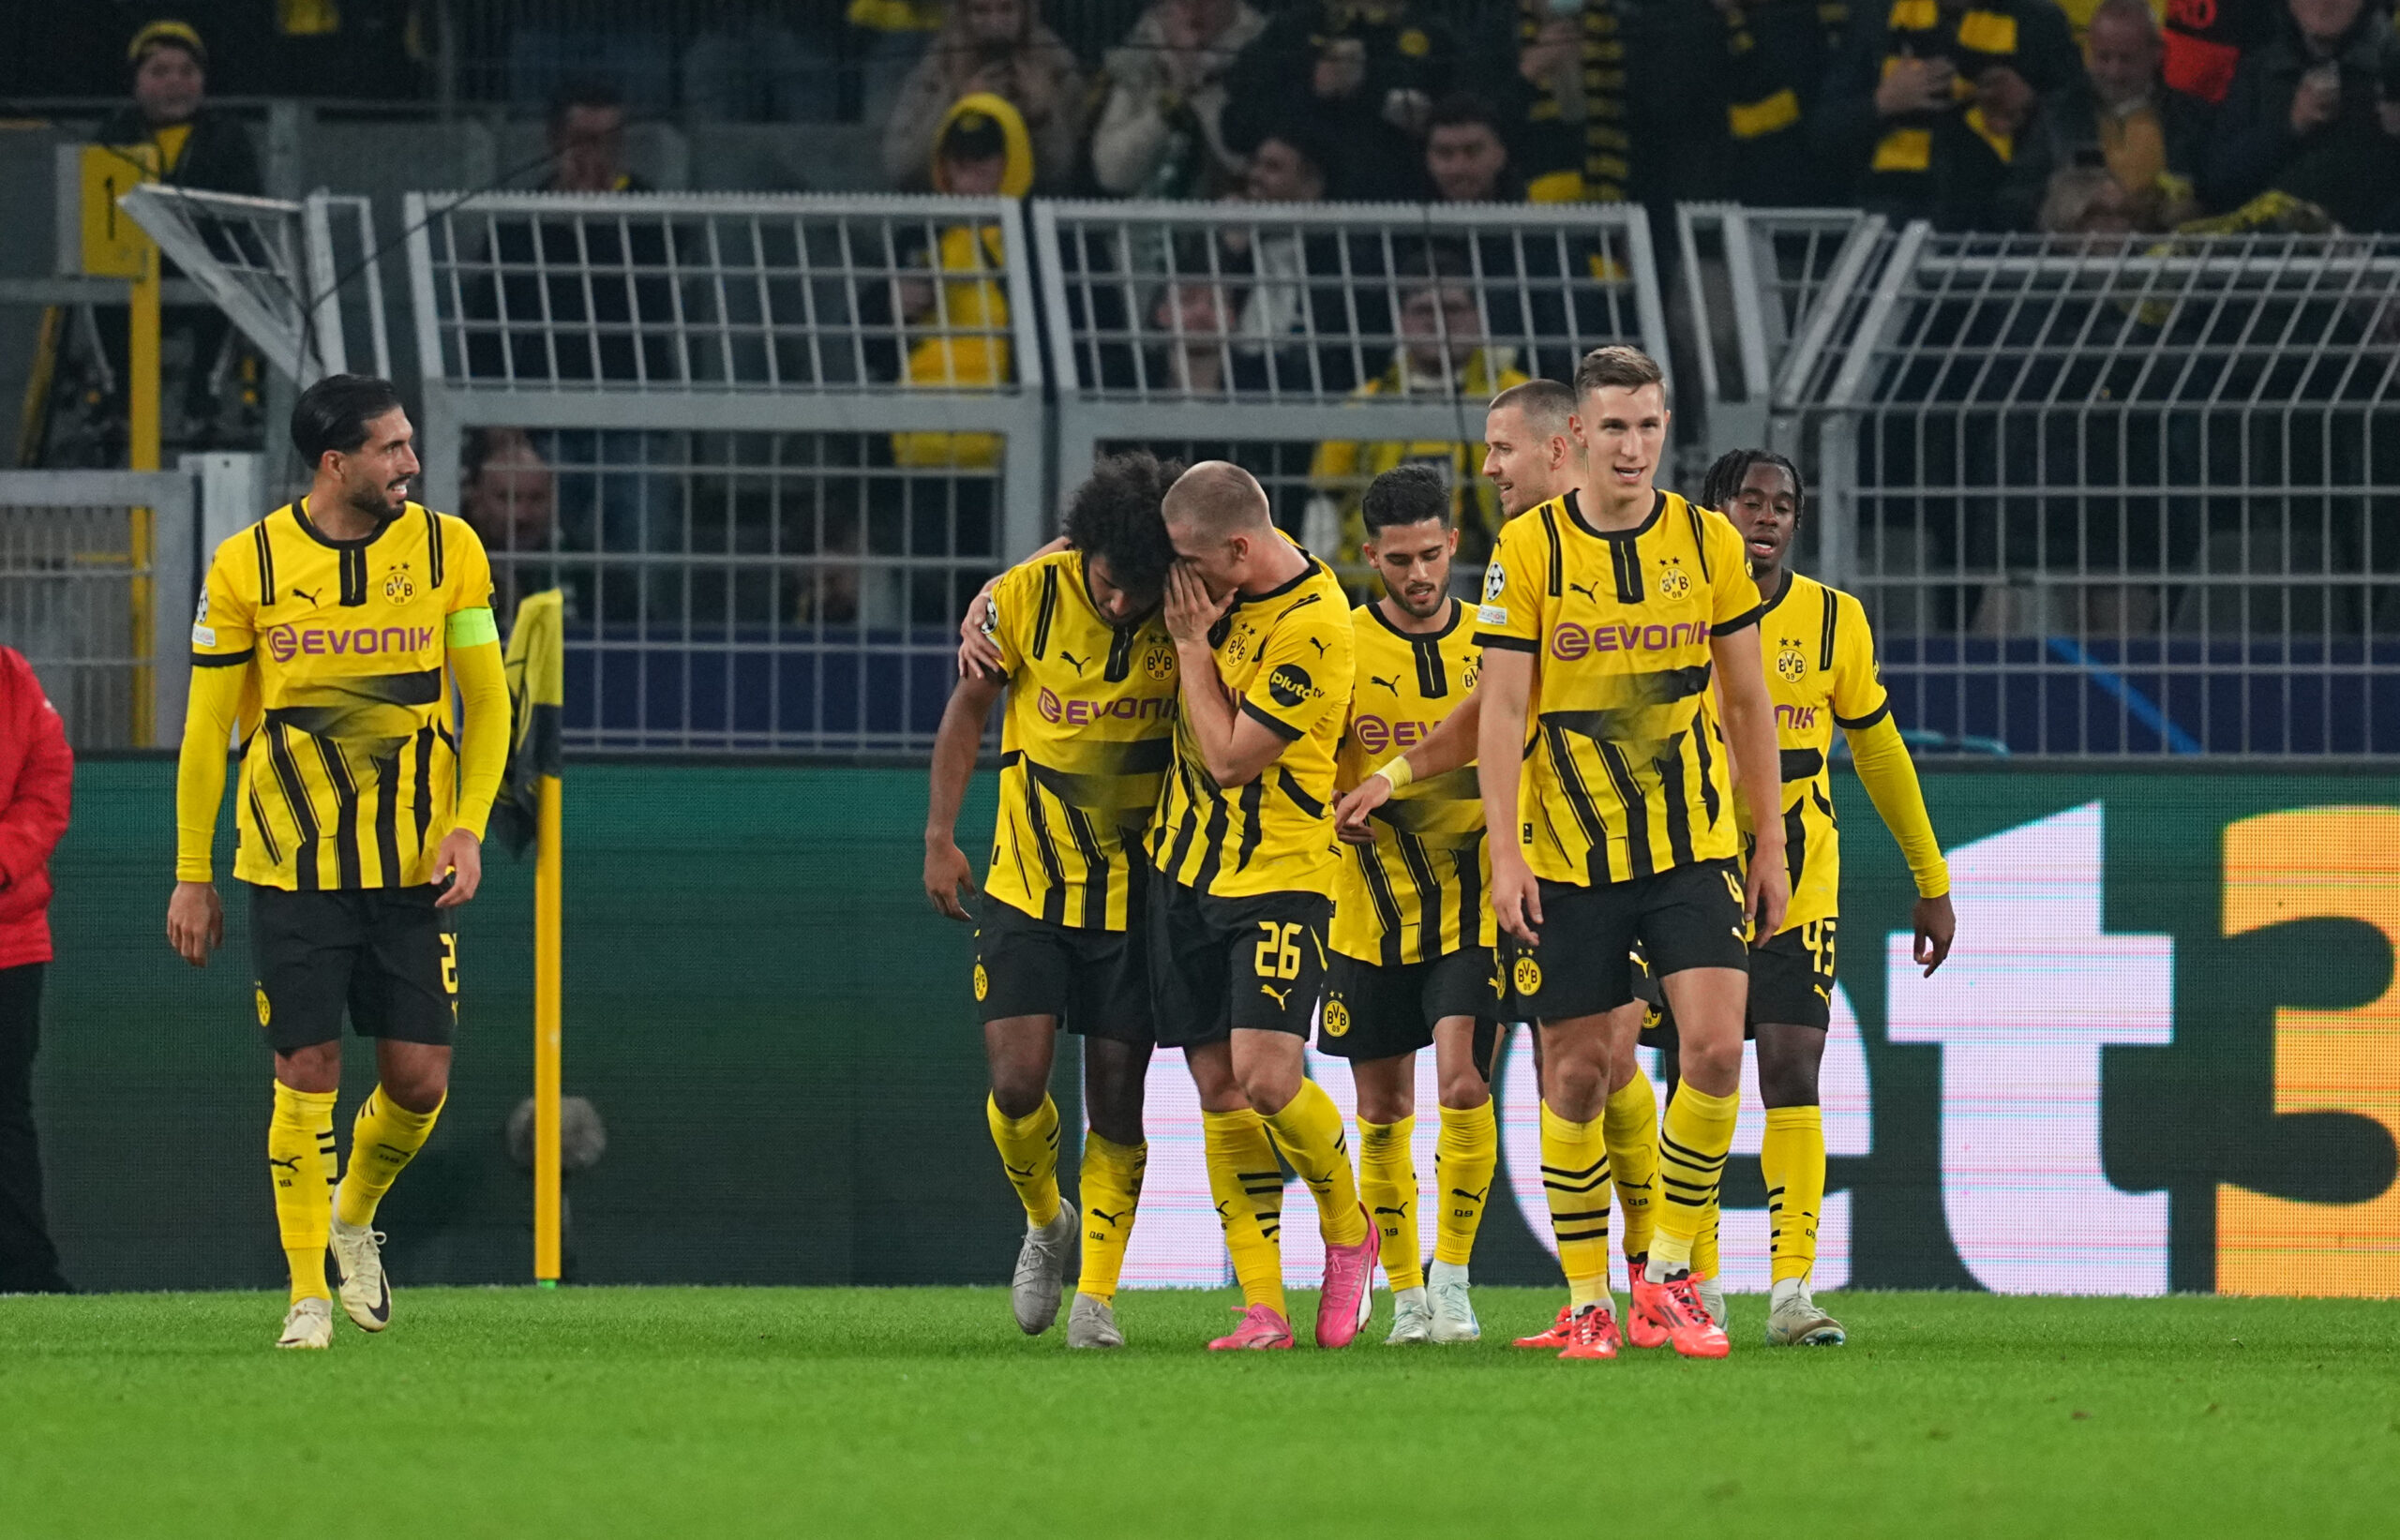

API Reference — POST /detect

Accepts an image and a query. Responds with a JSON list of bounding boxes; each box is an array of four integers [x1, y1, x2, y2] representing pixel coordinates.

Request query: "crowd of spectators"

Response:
[[829, 0, 2400, 235]]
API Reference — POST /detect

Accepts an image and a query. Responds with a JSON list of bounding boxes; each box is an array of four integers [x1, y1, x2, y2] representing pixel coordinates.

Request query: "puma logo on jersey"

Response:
[[1568, 581, 1598, 603], [1309, 636, 1331, 657], [288, 586, 322, 605], [1371, 674, 1401, 694], [1059, 650, 1088, 675], [1259, 983, 1290, 1008]]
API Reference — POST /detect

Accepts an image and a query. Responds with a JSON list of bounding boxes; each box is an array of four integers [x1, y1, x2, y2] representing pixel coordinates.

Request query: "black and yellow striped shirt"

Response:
[[1149, 552, 1356, 901], [982, 550, 1178, 932], [1474, 489, 1762, 887], [1331, 599, 1492, 964], [188, 500, 497, 890]]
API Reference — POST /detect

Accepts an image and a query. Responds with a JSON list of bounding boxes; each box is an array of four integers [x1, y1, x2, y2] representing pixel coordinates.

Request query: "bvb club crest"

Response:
[[383, 567, 416, 604], [254, 984, 272, 1026], [1511, 956, 1542, 997], [1323, 997, 1351, 1038], [973, 964, 989, 1002], [1777, 645, 1808, 682], [1143, 644, 1174, 682], [1658, 563, 1691, 599]]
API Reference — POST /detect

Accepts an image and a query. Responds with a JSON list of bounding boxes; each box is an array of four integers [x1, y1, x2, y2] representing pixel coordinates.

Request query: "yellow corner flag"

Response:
[[497, 591, 566, 1281], [494, 590, 564, 855]]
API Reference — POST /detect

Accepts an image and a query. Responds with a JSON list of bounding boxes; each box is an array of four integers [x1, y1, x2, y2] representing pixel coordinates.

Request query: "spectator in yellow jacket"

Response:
[[1307, 252, 1529, 595], [892, 95, 1033, 470]]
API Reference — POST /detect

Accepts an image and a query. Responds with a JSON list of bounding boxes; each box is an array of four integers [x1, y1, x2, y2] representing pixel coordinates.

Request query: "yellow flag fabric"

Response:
[[492, 590, 563, 856]]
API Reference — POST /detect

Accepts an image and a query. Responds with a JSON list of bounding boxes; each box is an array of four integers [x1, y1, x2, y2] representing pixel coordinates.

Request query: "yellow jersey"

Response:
[[1149, 552, 1356, 900], [1474, 488, 1763, 887], [980, 549, 1179, 931], [1759, 568, 1898, 933], [1331, 599, 1492, 964], [189, 500, 497, 891]]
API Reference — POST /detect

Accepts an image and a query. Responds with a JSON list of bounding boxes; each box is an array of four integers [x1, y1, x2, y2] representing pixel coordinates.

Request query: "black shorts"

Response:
[[248, 884, 457, 1054], [1318, 945, 1499, 1061], [1148, 872, 1330, 1048], [974, 898, 1154, 1046], [1501, 858, 1749, 1024], [1640, 919, 1836, 1045]]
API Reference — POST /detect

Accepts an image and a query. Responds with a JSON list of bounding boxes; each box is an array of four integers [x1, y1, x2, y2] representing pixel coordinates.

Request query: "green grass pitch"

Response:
[[2, 1287, 2392, 1538]]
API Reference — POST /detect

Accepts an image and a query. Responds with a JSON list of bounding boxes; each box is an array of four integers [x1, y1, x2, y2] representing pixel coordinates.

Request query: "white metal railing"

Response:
[[405, 191, 1047, 750], [1792, 230, 2400, 755], [0, 469, 200, 749], [1037, 198, 1667, 592], [119, 186, 389, 386]]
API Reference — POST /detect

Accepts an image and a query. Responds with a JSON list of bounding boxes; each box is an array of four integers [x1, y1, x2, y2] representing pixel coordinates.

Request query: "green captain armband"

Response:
[[447, 606, 500, 647]]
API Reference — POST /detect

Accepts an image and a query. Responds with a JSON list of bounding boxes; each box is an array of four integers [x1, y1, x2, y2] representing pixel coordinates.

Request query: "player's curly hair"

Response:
[[1699, 448, 1806, 520], [1360, 462, 1452, 536], [1064, 450, 1183, 600]]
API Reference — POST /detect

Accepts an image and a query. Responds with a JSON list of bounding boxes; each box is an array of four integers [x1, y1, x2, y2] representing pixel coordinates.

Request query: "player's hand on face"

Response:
[[1334, 773, 1393, 844], [1162, 561, 1231, 646], [957, 579, 1004, 678], [1491, 854, 1543, 948], [166, 881, 223, 967], [924, 838, 977, 921], [1913, 891, 1956, 976], [433, 830, 483, 908]]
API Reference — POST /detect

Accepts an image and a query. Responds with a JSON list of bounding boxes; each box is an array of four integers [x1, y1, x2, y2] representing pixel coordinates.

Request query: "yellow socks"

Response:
[[1602, 1068, 1659, 1264], [334, 1088, 444, 1229], [1432, 1098, 1497, 1266], [1204, 1107, 1287, 1315], [1762, 1104, 1826, 1285], [1692, 1204, 1722, 1282], [269, 1083, 337, 1303], [1358, 1116, 1419, 1292], [1262, 1079, 1368, 1248], [1538, 1100, 1613, 1308], [1652, 1081, 1738, 1278], [1074, 1132, 1147, 1305], [987, 1093, 1062, 1229]]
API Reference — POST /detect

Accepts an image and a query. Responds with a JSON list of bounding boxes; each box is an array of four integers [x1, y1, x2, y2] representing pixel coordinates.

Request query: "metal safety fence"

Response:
[[1037, 198, 1667, 596], [80, 184, 2385, 761], [0, 470, 198, 749], [1780, 230, 2400, 756], [405, 191, 1045, 750], [120, 186, 391, 387]]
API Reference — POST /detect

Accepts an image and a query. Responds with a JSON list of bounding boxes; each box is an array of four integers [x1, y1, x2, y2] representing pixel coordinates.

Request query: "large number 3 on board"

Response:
[[2218, 808, 2400, 1297]]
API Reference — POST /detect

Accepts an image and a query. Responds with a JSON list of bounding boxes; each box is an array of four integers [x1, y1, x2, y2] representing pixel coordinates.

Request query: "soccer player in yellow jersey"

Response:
[[924, 454, 1184, 1350], [164, 376, 508, 1351], [1658, 448, 1957, 1348], [1476, 346, 1789, 1361], [1148, 462, 1374, 1352], [1319, 465, 1499, 1347], [1340, 379, 1676, 1353]]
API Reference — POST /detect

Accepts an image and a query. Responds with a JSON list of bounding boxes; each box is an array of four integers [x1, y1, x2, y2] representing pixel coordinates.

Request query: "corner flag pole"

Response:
[[500, 588, 567, 1285], [533, 770, 562, 1282]]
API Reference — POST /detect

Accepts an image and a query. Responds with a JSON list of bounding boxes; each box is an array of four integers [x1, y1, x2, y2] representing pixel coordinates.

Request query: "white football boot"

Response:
[[276, 1296, 334, 1350]]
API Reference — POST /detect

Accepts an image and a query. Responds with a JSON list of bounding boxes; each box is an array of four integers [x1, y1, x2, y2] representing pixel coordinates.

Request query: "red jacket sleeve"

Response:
[[0, 649, 73, 910]]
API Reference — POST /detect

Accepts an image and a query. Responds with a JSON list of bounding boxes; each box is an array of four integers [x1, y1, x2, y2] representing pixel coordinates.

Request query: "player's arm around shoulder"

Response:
[[957, 537, 1070, 677], [168, 531, 262, 966]]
